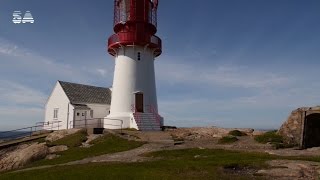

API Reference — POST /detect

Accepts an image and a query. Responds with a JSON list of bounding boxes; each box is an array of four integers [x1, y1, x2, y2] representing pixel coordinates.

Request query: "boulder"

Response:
[[45, 154, 61, 160], [45, 128, 82, 142], [0, 143, 48, 172], [48, 145, 68, 153]]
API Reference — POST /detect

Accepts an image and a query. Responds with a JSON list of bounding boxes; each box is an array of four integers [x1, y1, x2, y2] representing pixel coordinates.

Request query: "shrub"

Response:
[[228, 130, 247, 137], [218, 136, 238, 144], [254, 130, 283, 144], [253, 130, 296, 149]]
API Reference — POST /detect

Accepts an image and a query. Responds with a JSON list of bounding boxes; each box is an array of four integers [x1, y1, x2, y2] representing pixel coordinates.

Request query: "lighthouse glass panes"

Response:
[[119, 0, 130, 23]]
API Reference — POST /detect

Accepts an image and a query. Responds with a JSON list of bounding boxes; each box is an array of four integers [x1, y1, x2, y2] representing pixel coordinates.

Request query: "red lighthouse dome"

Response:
[[108, 0, 162, 57]]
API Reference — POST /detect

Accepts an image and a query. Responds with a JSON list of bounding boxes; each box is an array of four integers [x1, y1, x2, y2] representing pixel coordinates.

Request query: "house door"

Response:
[[303, 113, 320, 148], [74, 110, 87, 128], [135, 93, 144, 113]]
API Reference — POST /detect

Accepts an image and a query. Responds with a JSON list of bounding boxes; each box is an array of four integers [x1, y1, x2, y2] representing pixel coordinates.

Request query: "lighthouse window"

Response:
[[137, 52, 141, 60]]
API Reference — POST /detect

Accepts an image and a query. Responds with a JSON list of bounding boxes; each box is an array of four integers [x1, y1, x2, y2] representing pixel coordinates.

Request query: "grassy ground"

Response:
[[2, 131, 320, 179], [254, 130, 295, 149], [28, 133, 144, 167], [0, 148, 276, 180]]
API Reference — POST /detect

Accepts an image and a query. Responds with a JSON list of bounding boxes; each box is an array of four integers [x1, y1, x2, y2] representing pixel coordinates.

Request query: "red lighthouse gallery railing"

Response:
[[108, 0, 162, 57]]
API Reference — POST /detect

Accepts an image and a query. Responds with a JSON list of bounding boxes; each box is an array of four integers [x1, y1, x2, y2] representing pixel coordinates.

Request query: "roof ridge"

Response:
[[57, 80, 111, 104], [58, 80, 109, 89]]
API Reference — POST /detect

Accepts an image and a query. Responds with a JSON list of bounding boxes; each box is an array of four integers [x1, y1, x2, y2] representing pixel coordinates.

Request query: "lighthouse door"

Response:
[[135, 93, 144, 113]]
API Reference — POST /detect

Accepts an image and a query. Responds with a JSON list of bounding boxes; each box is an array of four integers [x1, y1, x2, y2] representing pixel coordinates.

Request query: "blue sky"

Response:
[[0, 0, 319, 130]]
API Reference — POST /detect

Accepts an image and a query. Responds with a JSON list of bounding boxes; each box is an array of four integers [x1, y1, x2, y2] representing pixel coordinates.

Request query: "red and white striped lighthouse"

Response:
[[104, 0, 163, 131]]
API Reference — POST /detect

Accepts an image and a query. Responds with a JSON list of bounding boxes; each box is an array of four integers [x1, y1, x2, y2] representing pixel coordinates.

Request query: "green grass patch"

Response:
[[228, 130, 247, 136], [47, 130, 87, 148], [29, 134, 144, 167], [254, 130, 295, 149], [218, 136, 239, 144], [0, 148, 276, 180], [254, 130, 283, 144]]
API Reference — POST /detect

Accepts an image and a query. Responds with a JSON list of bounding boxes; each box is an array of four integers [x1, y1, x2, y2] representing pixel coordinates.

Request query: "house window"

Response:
[[53, 109, 58, 119], [90, 110, 94, 118], [137, 52, 141, 61], [77, 113, 80, 116], [82, 113, 85, 116]]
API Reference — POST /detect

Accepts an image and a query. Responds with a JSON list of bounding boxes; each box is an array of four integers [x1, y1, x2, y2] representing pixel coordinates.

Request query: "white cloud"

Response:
[[96, 68, 107, 77], [0, 39, 24, 57], [0, 38, 96, 84], [156, 60, 291, 89], [0, 80, 47, 106], [0, 106, 44, 130]]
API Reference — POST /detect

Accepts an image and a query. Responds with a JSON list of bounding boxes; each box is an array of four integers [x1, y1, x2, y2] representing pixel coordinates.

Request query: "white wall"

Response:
[[69, 104, 110, 129], [87, 104, 110, 119], [44, 82, 70, 130], [105, 45, 161, 129]]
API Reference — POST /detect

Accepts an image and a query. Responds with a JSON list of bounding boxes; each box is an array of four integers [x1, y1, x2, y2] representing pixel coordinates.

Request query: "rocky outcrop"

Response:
[[171, 127, 254, 140], [48, 145, 68, 153], [81, 134, 103, 148], [45, 154, 61, 160], [45, 128, 82, 142], [256, 160, 320, 179], [0, 143, 48, 172]]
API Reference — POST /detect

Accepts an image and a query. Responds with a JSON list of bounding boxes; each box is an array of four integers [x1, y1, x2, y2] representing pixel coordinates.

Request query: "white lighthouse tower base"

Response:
[[104, 46, 163, 131]]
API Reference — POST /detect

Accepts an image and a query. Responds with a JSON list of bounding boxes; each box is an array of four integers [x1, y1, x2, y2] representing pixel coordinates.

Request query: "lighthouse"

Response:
[[104, 0, 163, 131]]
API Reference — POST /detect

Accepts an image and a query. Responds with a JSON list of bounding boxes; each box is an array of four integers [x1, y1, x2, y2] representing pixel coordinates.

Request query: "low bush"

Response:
[[254, 130, 283, 144], [228, 130, 247, 137], [218, 136, 238, 144], [254, 130, 295, 149]]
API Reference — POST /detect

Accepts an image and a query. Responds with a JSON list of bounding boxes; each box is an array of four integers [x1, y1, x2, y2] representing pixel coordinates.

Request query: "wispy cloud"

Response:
[[155, 55, 320, 129], [156, 60, 291, 89], [0, 106, 44, 130], [0, 38, 113, 85], [0, 38, 26, 57], [0, 80, 47, 106]]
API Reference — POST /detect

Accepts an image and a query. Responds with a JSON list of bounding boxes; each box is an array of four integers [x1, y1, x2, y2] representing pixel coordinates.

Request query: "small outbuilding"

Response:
[[44, 81, 111, 130], [278, 106, 320, 149]]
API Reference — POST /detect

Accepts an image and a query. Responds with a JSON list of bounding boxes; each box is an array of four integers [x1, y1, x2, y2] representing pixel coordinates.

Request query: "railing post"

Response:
[[58, 121, 60, 130], [121, 120, 123, 134]]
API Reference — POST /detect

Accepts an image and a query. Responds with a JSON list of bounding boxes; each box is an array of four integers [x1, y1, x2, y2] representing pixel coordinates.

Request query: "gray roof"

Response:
[[58, 81, 111, 105]]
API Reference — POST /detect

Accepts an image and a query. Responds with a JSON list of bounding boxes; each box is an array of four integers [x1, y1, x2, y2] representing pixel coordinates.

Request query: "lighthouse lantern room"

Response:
[[104, 0, 163, 131]]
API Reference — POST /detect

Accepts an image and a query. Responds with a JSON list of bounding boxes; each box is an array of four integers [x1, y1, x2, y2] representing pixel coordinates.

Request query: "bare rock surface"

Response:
[[257, 160, 320, 179], [170, 127, 254, 140], [0, 143, 48, 172], [45, 154, 61, 160], [80, 134, 103, 148], [48, 145, 68, 154], [45, 129, 81, 142]]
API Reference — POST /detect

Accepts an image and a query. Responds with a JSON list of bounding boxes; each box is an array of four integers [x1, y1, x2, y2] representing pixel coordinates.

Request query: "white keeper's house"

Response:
[[44, 80, 163, 131], [44, 81, 112, 130]]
